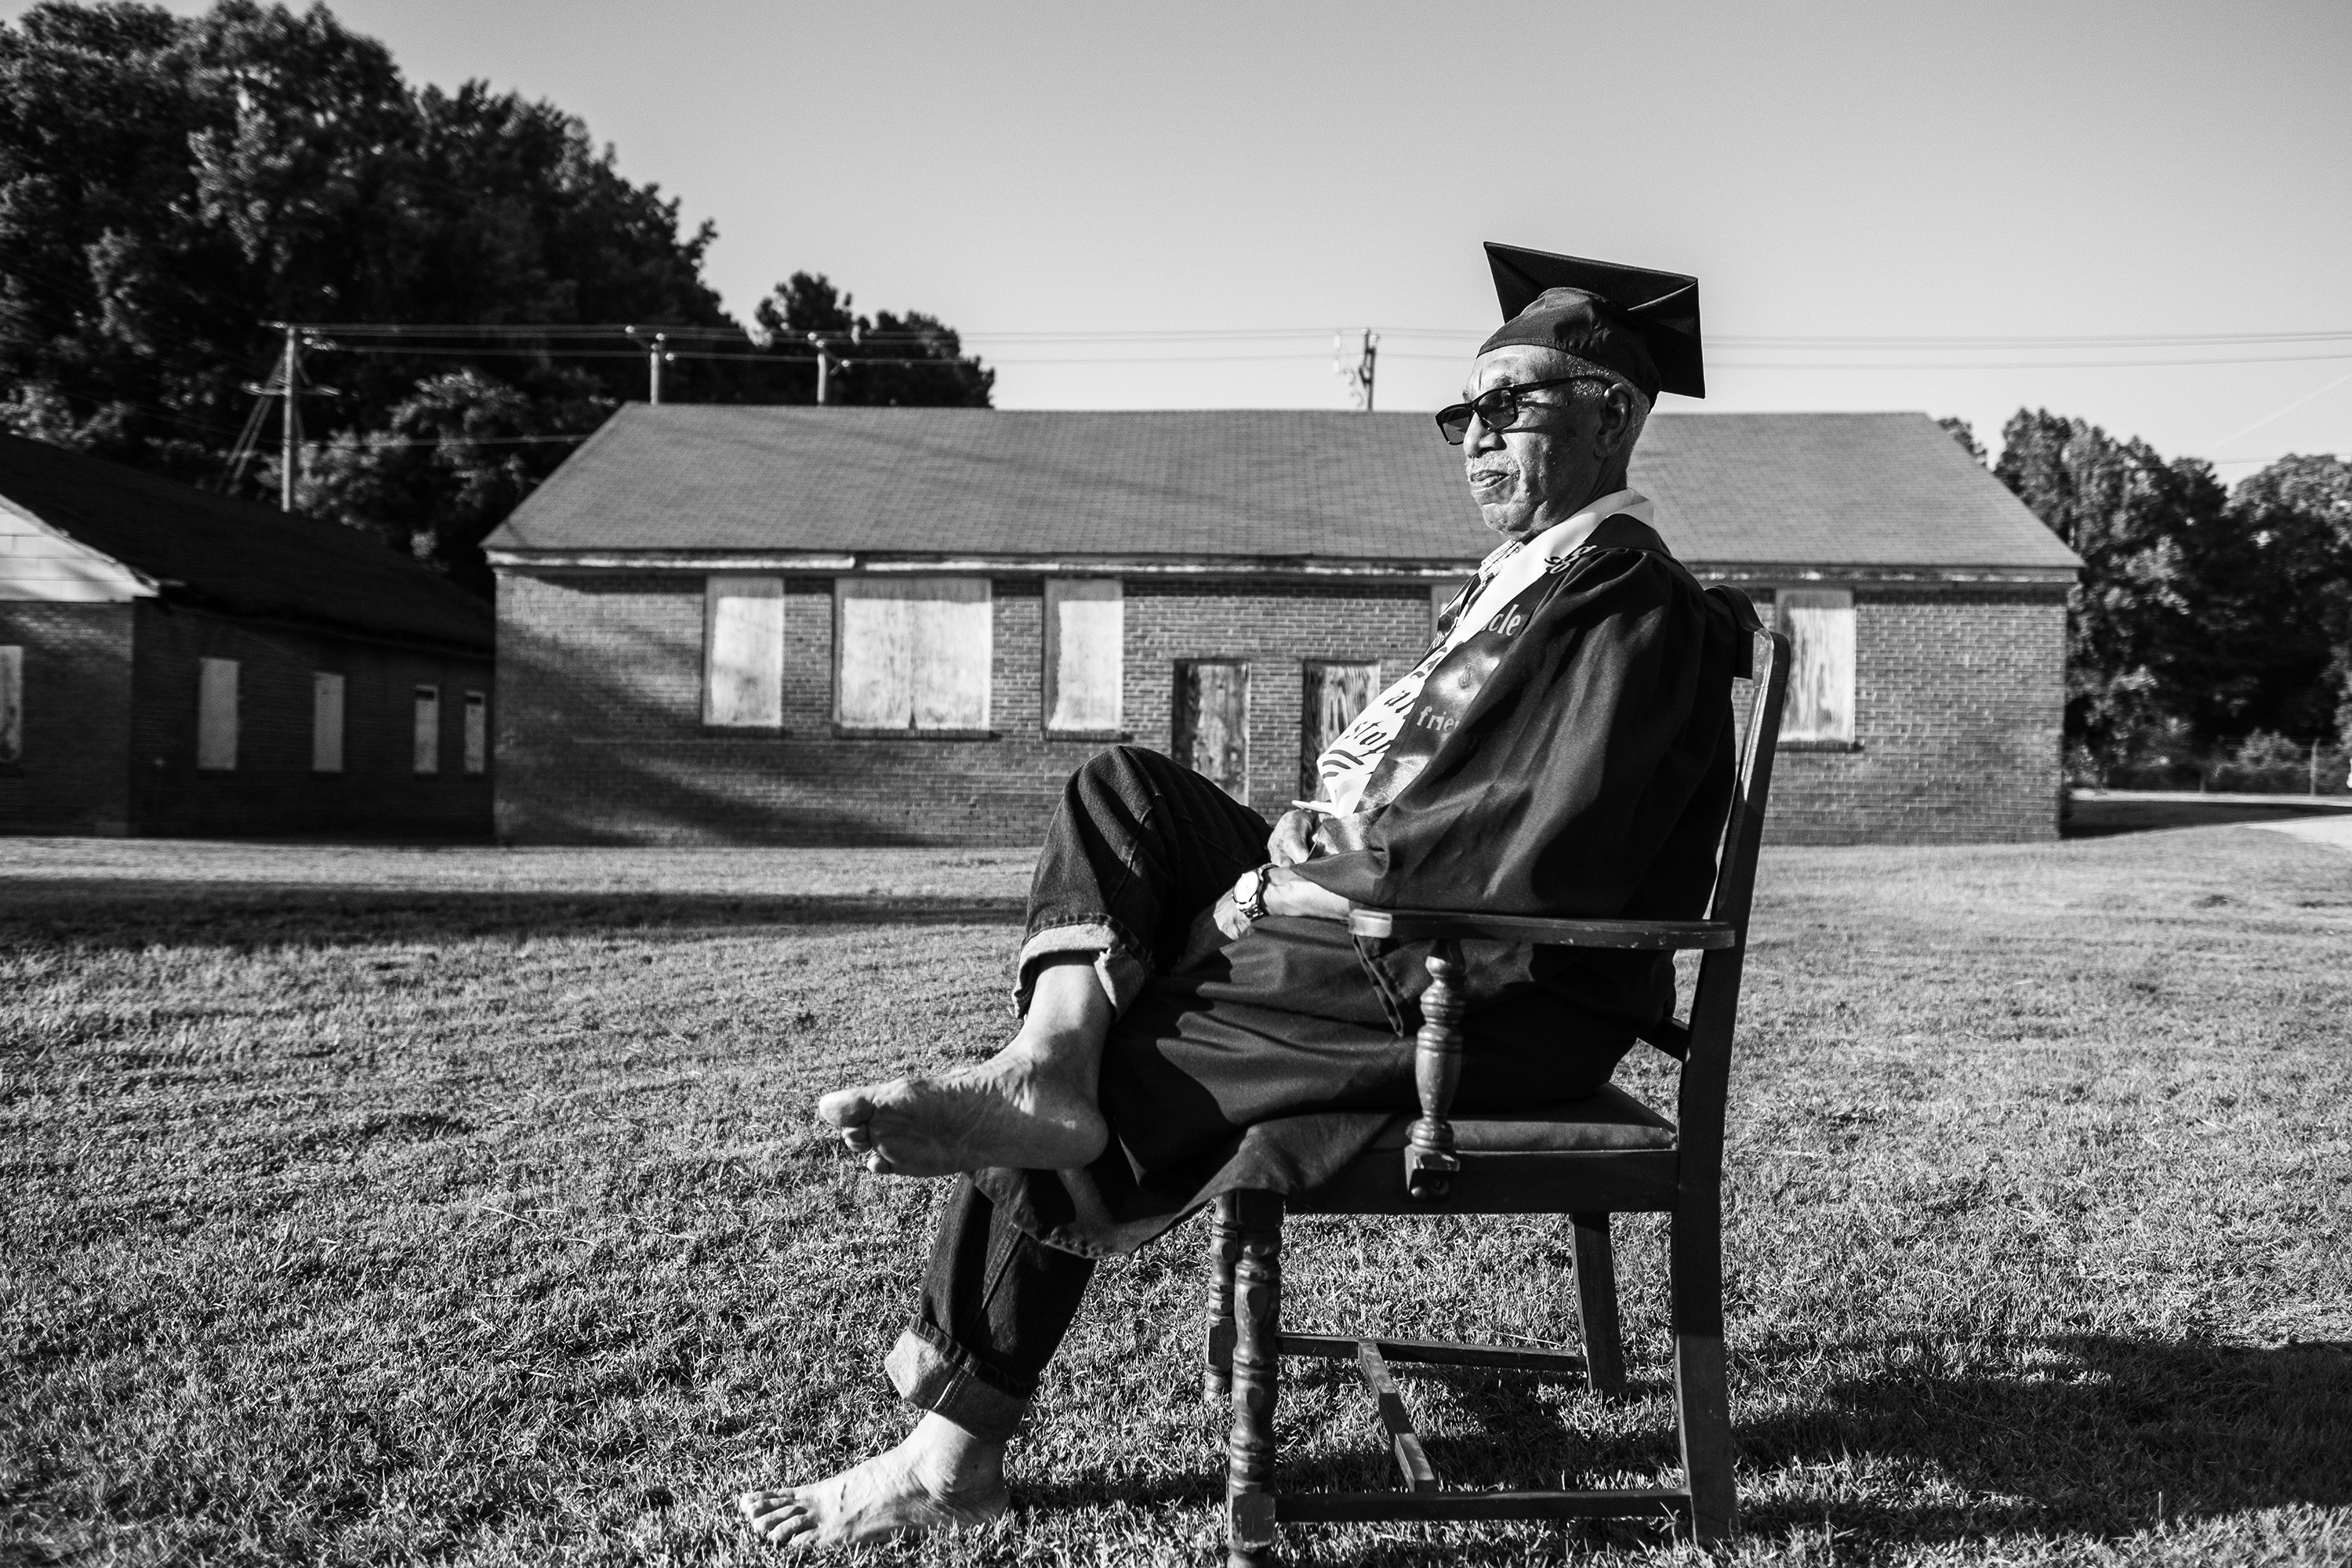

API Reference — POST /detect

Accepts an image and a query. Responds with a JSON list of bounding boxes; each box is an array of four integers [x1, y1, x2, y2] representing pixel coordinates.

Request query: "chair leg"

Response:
[[1204, 1193, 1243, 1399], [1225, 1191, 1283, 1568], [1569, 1211, 1626, 1396], [1674, 1332, 1736, 1544]]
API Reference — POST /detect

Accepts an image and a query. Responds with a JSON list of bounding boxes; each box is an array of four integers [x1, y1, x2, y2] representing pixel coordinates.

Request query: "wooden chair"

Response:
[[1203, 623, 1790, 1566]]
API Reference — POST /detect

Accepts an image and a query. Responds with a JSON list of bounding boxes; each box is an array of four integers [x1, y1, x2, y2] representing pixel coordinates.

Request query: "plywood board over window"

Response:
[[197, 657, 238, 771], [1044, 579, 1123, 734], [413, 685, 440, 774], [1430, 579, 1474, 641], [1174, 659, 1250, 803], [704, 575, 785, 728], [311, 672, 344, 774], [0, 646, 21, 767], [835, 578, 991, 731], [463, 691, 488, 775], [1779, 588, 1857, 746], [1300, 660, 1378, 799]]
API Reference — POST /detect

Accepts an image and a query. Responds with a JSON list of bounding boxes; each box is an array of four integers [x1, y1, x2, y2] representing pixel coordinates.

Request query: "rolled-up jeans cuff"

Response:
[[885, 1325, 1029, 1442], [1014, 921, 1149, 1018]]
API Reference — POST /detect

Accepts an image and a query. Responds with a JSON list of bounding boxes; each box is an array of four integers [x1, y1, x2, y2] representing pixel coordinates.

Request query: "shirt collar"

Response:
[[1479, 487, 1654, 568]]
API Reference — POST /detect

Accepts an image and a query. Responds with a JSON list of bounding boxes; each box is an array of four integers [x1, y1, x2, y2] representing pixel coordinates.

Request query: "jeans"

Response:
[[1011, 744, 1272, 1018], [890, 746, 1268, 1438]]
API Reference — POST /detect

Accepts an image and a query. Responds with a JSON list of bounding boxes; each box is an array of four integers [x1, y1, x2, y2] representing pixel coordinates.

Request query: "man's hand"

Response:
[[1267, 808, 1319, 867], [1264, 866, 1352, 922], [1212, 889, 1254, 941]]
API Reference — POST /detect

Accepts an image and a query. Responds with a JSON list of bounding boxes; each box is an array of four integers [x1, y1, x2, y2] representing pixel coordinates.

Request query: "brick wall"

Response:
[[127, 601, 493, 837], [495, 572, 1436, 844], [0, 601, 136, 833], [495, 569, 2066, 847], [1747, 587, 2066, 844]]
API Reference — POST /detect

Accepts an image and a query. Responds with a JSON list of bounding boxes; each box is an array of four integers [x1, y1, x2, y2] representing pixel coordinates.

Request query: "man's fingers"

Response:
[[1267, 810, 1314, 866]]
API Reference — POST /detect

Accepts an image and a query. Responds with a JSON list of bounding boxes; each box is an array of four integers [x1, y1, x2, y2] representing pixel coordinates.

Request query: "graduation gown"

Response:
[[976, 515, 1758, 1258]]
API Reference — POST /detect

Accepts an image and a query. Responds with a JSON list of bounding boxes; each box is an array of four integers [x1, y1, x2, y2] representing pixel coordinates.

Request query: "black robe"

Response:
[[977, 516, 1756, 1258]]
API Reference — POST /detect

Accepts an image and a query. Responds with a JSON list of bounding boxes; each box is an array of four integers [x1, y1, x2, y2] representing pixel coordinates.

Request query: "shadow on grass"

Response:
[[1051, 1337, 2350, 1555], [1737, 1334, 2352, 1541], [0, 884, 1028, 950]]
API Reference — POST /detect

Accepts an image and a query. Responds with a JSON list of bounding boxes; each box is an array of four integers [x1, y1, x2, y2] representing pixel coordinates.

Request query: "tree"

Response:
[[1995, 409, 2220, 761], [750, 272, 993, 408], [1996, 411, 2350, 764], [2227, 454, 2352, 741], [1936, 416, 1986, 463], [0, 2, 994, 591]]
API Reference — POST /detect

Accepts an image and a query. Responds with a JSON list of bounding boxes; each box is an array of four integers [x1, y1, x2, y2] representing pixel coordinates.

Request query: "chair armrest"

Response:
[[1348, 908, 1736, 949]]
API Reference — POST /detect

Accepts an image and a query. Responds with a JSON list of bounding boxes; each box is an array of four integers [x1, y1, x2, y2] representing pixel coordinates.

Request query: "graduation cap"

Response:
[[1479, 242, 1704, 401]]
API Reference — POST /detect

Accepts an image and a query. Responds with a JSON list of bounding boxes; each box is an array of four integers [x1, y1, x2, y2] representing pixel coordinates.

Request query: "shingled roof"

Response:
[[0, 433, 492, 652], [485, 405, 2082, 579]]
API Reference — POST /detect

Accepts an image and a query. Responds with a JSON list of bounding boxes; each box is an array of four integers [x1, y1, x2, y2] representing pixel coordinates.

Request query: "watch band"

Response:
[[1236, 864, 1273, 922]]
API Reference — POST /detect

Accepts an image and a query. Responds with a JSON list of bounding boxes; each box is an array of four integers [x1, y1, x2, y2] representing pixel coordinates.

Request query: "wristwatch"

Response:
[[1233, 864, 1274, 923]]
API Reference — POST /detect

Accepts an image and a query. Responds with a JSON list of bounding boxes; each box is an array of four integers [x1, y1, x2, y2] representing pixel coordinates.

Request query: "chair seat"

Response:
[[1364, 1081, 1675, 1153], [1287, 1083, 1682, 1215]]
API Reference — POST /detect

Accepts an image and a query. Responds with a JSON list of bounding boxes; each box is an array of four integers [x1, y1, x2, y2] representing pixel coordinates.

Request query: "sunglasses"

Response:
[[1434, 374, 1613, 445]]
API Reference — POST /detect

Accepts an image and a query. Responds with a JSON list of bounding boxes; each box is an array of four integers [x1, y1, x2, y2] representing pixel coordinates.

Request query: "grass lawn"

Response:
[[2, 827, 2347, 1566]]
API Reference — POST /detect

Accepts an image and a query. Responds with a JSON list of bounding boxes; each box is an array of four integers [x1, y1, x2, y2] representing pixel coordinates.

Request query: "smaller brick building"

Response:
[[484, 406, 2082, 847], [0, 434, 494, 837]]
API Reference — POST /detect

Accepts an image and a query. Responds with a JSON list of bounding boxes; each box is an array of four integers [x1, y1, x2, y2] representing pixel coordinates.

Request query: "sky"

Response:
[[33, 0, 2352, 477]]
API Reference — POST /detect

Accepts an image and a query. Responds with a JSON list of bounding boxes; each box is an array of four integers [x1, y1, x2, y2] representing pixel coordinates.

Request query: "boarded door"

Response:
[[1299, 661, 1378, 799], [1173, 660, 1250, 802]]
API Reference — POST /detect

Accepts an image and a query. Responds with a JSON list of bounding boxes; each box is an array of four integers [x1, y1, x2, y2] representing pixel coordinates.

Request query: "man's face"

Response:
[[1460, 346, 1614, 541]]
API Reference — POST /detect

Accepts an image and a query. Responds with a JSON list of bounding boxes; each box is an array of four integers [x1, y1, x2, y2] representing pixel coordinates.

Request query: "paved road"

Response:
[[2241, 814, 2352, 855]]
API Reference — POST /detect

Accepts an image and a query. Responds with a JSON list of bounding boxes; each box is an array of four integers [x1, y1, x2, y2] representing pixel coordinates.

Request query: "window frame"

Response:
[[1042, 578, 1127, 739], [413, 684, 441, 775], [1776, 586, 1860, 751], [702, 574, 787, 731], [831, 576, 995, 739], [311, 671, 346, 775], [197, 656, 239, 772], [463, 690, 488, 775], [0, 645, 21, 769]]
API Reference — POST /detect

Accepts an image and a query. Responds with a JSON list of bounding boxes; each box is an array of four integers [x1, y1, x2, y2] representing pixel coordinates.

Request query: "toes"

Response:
[[815, 1087, 873, 1128], [866, 1152, 898, 1175]]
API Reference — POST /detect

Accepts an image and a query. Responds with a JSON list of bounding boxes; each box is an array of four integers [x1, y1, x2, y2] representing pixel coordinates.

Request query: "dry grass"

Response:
[[2, 827, 2347, 1566]]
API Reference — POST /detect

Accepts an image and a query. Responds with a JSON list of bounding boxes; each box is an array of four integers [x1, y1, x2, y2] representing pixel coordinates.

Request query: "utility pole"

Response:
[[626, 327, 674, 403], [279, 325, 302, 511], [808, 332, 831, 405], [1334, 328, 1379, 412]]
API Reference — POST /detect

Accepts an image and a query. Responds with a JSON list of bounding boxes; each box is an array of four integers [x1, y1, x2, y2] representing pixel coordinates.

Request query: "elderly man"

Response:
[[739, 245, 1752, 1550]]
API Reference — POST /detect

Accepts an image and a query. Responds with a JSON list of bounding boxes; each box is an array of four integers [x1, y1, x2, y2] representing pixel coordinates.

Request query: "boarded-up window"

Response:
[[704, 575, 785, 728], [414, 685, 440, 774], [312, 673, 344, 774], [835, 578, 991, 731], [1779, 589, 1856, 745], [1174, 659, 1250, 802], [1300, 660, 1378, 798], [1044, 579, 1123, 734], [463, 691, 488, 775], [198, 657, 238, 771], [1430, 579, 1472, 641], [0, 646, 20, 766]]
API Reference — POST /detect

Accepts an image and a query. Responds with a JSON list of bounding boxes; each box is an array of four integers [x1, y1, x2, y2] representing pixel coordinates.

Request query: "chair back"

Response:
[[1672, 623, 1790, 1284]]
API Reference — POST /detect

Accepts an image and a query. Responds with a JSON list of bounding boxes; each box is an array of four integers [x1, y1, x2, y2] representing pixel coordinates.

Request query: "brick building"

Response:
[[484, 406, 2081, 847], [0, 434, 494, 837]]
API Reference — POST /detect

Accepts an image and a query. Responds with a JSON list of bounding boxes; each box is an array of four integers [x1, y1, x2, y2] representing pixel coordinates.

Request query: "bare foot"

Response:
[[816, 1040, 1108, 1177], [738, 1434, 1007, 1550]]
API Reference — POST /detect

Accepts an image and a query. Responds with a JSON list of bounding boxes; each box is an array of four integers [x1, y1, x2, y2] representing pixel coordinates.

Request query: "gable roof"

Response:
[[485, 405, 2082, 579], [0, 433, 492, 652]]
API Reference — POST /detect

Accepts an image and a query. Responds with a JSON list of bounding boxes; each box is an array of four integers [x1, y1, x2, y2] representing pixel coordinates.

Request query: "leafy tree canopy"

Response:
[[1994, 410, 2351, 760], [0, 1, 990, 592]]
